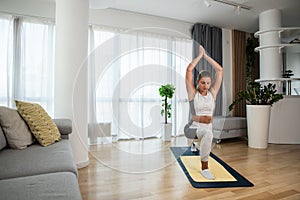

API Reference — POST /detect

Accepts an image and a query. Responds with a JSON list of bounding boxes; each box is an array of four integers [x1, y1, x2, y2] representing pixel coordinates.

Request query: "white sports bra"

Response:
[[191, 91, 215, 116]]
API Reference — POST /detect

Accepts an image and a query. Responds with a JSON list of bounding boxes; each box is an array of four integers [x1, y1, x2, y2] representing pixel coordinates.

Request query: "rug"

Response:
[[170, 146, 254, 188]]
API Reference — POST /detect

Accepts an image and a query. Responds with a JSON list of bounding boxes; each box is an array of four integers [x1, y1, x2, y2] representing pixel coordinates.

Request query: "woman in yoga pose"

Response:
[[185, 45, 223, 180]]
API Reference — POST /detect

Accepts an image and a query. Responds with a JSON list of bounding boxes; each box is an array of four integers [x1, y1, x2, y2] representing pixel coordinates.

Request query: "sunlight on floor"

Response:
[[88, 136, 190, 173]]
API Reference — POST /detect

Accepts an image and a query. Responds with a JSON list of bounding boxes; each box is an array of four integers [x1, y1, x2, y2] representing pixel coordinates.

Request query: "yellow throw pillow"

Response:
[[15, 100, 61, 147]]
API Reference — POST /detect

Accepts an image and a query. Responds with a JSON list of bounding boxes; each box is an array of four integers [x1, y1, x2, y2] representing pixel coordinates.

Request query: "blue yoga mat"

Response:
[[170, 146, 254, 188]]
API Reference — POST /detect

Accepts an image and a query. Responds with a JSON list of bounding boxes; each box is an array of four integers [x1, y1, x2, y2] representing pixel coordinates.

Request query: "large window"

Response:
[[0, 16, 55, 115], [88, 26, 192, 140]]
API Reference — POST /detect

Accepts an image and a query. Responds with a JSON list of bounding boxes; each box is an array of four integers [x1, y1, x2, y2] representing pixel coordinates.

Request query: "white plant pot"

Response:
[[246, 105, 271, 149], [162, 123, 172, 141]]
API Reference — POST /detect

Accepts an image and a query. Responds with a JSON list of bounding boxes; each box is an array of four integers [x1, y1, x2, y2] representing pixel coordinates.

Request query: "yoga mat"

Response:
[[170, 146, 254, 188], [180, 156, 236, 182]]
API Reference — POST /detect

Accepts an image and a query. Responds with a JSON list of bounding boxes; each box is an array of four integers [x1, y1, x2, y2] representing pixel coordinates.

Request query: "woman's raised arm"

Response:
[[185, 46, 204, 101], [203, 52, 223, 100]]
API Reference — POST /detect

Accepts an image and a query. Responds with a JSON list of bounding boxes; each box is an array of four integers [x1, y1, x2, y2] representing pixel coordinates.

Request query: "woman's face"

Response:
[[198, 77, 211, 93]]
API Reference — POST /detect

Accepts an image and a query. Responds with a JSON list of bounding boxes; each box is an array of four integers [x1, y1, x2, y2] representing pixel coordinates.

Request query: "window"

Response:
[[0, 16, 55, 115], [88, 27, 192, 140]]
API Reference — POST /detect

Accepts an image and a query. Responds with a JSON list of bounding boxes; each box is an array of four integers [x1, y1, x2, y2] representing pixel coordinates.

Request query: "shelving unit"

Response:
[[254, 27, 300, 52], [254, 10, 300, 145]]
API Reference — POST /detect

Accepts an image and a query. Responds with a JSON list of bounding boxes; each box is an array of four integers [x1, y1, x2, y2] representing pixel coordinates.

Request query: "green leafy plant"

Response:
[[159, 84, 175, 124], [246, 38, 256, 83], [229, 82, 283, 111]]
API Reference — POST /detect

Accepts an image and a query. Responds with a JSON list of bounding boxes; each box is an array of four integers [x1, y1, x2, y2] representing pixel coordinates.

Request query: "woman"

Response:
[[185, 45, 223, 180]]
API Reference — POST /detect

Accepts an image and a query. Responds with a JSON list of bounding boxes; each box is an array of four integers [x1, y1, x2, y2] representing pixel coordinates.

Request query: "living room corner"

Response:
[[0, 0, 300, 199]]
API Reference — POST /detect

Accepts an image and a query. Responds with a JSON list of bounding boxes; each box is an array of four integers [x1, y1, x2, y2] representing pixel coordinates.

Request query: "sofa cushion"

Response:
[[0, 127, 7, 150], [0, 106, 34, 149], [0, 139, 77, 180], [15, 100, 61, 147], [0, 172, 82, 200]]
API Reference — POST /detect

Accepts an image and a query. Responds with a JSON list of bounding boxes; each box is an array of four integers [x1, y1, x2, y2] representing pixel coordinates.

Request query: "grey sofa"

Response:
[[0, 119, 82, 200], [184, 116, 247, 144], [212, 116, 247, 143]]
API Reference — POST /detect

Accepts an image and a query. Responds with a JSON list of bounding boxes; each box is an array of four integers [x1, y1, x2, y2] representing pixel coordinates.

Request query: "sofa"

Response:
[[0, 110, 82, 200], [212, 116, 247, 143], [184, 116, 247, 144]]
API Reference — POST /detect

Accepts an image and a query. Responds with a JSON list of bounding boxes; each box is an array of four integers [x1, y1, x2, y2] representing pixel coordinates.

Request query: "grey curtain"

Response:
[[191, 23, 223, 116]]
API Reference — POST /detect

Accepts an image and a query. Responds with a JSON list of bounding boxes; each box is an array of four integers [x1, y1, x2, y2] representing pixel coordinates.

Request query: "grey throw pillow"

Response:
[[0, 106, 34, 149], [0, 127, 7, 150]]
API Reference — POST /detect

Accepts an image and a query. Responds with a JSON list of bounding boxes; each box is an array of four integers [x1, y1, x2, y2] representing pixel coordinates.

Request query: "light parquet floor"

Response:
[[78, 136, 300, 200]]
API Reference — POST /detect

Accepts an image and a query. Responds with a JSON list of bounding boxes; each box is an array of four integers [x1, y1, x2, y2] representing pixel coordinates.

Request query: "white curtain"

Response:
[[89, 27, 192, 139], [88, 26, 117, 143], [88, 26, 192, 142], [0, 16, 55, 115], [0, 16, 13, 107]]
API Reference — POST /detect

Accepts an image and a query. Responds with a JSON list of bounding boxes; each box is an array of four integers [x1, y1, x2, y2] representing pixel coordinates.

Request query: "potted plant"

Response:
[[229, 82, 283, 149], [159, 84, 175, 141]]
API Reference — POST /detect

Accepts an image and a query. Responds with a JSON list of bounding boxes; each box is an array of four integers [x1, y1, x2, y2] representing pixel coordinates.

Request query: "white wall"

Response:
[[89, 9, 192, 38], [0, 0, 55, 19]]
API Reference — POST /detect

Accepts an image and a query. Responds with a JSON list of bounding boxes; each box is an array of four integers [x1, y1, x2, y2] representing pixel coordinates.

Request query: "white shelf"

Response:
[[255, 77, 300, 83], [254, 27, 300, 52], [254, 27, 300, 38], [254, 43, 300, 52]]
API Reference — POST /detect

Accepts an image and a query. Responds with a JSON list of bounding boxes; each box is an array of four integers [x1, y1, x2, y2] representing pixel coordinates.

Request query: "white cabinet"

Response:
[[269, 96, 300, 144]]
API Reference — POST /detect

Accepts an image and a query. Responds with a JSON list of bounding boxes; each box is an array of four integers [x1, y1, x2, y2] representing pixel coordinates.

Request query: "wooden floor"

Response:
[[78, 136, 300, 200]]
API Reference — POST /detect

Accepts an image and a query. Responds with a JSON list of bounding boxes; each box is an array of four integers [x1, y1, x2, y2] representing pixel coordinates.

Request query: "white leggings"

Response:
[[196, 123, 213, 162]]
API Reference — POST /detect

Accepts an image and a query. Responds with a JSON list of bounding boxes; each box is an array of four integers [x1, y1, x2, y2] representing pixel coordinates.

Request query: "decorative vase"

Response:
[[246, 105, 271, 149]]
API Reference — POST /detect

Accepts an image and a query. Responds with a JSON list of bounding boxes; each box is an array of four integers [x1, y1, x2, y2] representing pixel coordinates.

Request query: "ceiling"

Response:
[[90, 0, 300, 33]]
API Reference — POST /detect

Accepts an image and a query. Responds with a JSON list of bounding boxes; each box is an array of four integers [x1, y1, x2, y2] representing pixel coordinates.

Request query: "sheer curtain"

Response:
[[88, 26, 192, 142], [0, 16, 13, 107], [0, 16, 55, 115]]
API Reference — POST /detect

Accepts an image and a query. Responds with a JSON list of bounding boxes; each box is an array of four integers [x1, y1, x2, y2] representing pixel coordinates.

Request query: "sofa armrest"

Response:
[[53, 119, 72, 139]]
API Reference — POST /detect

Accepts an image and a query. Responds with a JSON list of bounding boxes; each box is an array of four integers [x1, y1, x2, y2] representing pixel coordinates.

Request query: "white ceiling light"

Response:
[[212, 0, 251, 10]]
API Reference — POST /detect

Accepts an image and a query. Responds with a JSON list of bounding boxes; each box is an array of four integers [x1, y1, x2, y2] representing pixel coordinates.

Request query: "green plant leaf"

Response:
[[229, 81, 283, 111]]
